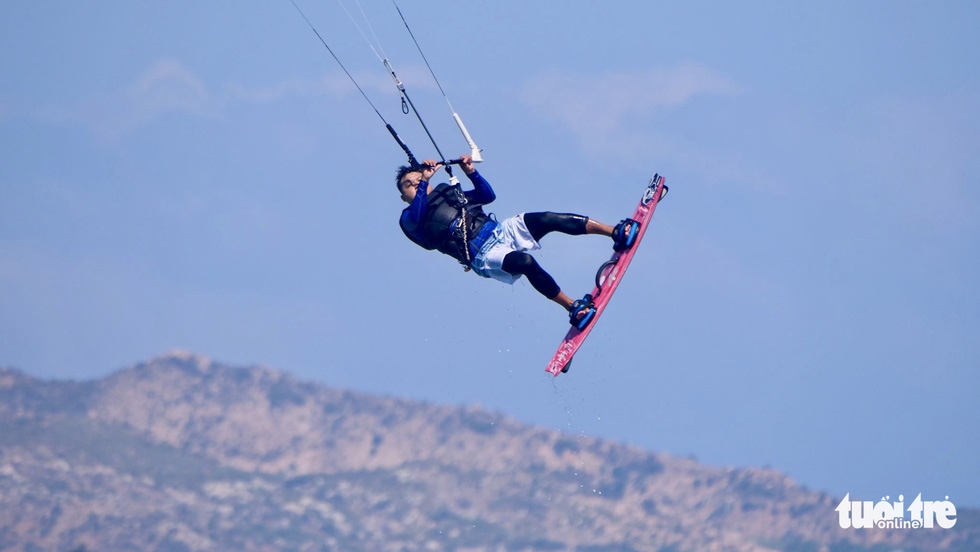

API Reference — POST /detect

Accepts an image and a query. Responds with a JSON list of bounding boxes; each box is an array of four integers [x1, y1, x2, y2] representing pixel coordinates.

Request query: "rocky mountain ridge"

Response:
[[0, 352, 975, 551]]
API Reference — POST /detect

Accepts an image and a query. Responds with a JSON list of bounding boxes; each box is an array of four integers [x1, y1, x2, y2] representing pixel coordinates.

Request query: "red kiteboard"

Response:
[[546, 173, 668, 376]]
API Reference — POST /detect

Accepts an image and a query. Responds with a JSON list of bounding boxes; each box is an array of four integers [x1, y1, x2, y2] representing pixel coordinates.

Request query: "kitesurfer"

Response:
[[397, 155, 639, 328]]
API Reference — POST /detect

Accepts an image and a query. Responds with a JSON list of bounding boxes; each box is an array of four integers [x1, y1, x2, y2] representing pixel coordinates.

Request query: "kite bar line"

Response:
[[381, 59, 450, 168], [453, 113, 483, 163], [288, 0, 481, 177], [391, 0, 483, 163], [385, 124, 418, 167], [288, 0, 386, 126], [336, 0, 455, 176], [338, 0, 447, 164], [336, 0, 388, 64], [290, 0, 425, 167]]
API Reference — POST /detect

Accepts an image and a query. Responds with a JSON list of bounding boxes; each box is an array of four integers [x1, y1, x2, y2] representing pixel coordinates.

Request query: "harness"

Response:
[[419, 183, 493, 267]]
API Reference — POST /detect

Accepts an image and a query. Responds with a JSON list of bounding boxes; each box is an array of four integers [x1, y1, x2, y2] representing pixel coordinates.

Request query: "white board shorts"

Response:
[[470, 213, 541, 285]]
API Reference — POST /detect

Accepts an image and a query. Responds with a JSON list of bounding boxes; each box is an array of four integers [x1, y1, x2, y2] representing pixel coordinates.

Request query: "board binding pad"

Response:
[[545, 173, 667, 376]]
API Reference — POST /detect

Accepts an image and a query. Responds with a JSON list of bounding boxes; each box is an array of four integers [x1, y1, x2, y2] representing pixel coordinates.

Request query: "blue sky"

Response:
[[2, 1, 979, 508]]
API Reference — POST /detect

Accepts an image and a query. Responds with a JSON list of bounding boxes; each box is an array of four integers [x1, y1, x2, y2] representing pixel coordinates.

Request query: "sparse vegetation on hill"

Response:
[[1, 352, 975, 551]]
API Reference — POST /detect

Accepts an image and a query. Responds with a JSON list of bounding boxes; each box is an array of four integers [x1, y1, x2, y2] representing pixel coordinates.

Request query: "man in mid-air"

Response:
[[397, 155, 638, 329]]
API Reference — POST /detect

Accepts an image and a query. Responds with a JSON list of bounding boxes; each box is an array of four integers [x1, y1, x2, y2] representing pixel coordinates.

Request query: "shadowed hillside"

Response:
[[0, 352, 975, 551]]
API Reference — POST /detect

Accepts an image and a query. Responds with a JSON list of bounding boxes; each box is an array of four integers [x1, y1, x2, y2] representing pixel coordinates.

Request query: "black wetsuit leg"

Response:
[[522, 212, 589, 242], [499, 213, 593, 301], [502, 252, 561, 300]]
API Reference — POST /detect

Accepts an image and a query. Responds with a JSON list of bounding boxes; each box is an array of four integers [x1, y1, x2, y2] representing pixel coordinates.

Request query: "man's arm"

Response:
[[459, 154, 495, 205], [400, 179, 430, 243], [400, 159, 440, 233], [464, 171, 495, 205]]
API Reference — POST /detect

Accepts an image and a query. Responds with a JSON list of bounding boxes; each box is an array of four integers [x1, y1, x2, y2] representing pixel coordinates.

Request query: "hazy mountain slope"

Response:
[[0, 352, 974, 552]]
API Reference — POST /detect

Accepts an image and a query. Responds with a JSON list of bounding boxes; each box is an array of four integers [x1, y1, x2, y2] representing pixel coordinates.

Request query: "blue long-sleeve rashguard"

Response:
[[399, 170, 495, 248]]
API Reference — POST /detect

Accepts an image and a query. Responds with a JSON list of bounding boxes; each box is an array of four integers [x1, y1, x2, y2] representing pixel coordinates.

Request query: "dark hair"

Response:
[[395, 165, 419, 193]]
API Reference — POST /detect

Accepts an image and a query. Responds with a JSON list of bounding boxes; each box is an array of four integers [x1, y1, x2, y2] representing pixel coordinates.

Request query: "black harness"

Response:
[[416, 183, 492, 265]]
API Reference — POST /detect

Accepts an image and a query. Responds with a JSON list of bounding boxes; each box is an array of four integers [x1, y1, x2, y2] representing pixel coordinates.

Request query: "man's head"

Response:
[[396, 165, 427, 204]]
